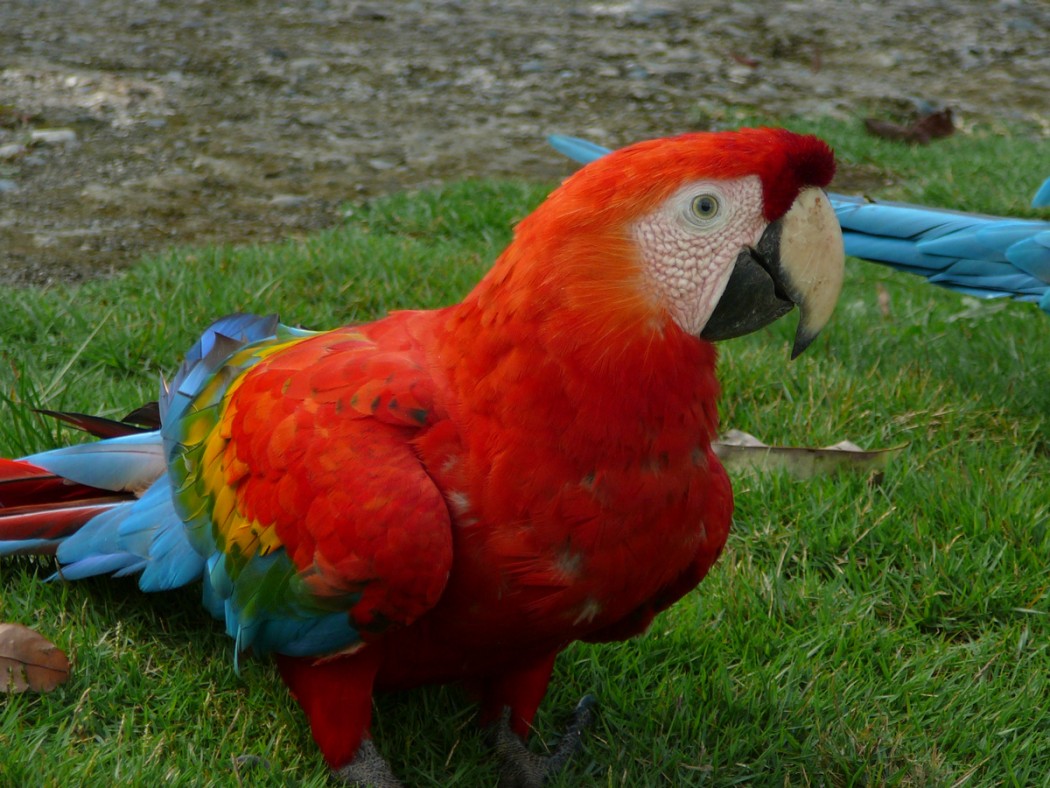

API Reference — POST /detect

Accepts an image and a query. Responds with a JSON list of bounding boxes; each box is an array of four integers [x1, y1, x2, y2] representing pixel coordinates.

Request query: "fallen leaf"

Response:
[[863, 108, 954, 144], [714, 430, 905, 479], [0, 623, 70, 693]]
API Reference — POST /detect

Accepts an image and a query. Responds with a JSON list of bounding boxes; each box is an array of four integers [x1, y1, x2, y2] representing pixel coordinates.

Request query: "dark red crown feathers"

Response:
[[548, 127, 836, 227]]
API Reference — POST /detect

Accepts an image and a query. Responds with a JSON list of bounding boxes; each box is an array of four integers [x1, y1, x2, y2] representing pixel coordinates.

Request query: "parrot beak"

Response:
[[700, 187, 844, 358]]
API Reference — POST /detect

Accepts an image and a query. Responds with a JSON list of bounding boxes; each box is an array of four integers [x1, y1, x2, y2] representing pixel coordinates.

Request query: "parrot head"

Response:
[[503, 127, 844, 358]]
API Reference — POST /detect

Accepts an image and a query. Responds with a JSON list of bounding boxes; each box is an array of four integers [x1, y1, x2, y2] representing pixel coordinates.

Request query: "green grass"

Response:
[[2, 118, 1050, 786]]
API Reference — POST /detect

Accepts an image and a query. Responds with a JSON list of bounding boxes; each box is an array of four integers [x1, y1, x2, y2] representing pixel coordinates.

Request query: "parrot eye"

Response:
[[689, 194, 720, 221], [668, 182, 730, 233]]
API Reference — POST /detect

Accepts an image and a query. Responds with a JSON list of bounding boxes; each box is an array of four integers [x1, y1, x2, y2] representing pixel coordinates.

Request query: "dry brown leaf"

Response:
[[714, 430, 905, 479], [0, 623, 70, 693]]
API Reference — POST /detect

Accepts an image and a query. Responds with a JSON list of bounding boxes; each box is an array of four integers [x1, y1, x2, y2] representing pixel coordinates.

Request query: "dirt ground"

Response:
[[1, 0, 1047, 285]]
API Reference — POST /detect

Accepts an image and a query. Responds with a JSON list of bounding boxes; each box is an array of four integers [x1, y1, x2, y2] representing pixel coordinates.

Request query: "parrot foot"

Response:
[[494, 695, 597, 788], [331, 739, 403, 788]]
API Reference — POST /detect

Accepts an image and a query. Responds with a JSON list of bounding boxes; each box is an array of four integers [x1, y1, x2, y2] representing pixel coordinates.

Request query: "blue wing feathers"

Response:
[[206, 549, 359, 664], [976, 222, 1047, 249], [160, 313, 281, 436], [1007, 233, 1050, 281], [3, 310, 363, 661], [841, 234, 946, 269], [58, 554, 144, 581], [838, 205, 1050, 306]]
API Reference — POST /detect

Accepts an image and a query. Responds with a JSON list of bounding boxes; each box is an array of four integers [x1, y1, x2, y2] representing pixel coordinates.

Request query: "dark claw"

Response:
[[495, 696, 598, 788], [331, 739, 403, 787]]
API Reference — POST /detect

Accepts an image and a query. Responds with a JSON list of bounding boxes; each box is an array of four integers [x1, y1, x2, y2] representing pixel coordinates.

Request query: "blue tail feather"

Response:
[[23, 432, 166, 494], [54, 475, 204, 591]]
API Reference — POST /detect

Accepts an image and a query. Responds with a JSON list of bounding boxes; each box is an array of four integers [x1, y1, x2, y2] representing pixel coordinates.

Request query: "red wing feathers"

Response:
[[216, 321, 454, 635]]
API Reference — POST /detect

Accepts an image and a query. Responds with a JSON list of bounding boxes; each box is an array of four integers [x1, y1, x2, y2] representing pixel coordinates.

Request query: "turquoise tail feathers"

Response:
[[1, 311, 361, 661], [54, 474, 205, 592], [0, 430, 204, 592]]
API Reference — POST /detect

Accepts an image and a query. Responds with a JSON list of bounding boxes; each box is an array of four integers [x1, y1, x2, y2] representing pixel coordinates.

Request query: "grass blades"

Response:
[[2, 118, 1049, 785]]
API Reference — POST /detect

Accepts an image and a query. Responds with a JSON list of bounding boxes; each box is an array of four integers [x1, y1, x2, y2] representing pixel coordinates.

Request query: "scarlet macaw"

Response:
[[550, 135, 1050, 314], [0, 128, 844, 786]]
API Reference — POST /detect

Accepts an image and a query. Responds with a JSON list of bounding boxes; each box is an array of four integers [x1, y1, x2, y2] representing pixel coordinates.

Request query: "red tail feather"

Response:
[[0, 458, 133, 552], [0, 458, 117, 506]]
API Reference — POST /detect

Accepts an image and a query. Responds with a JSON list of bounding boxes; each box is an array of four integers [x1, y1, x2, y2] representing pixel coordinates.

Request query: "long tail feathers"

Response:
[[0, 424, 203, 595], [0, 458, 131, 554], [0, 313, 286, 589], [35, 407, 158, 439]]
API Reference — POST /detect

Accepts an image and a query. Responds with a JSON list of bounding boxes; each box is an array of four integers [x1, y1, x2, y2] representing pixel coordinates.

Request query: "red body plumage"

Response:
[[225, 293, 731, 765]]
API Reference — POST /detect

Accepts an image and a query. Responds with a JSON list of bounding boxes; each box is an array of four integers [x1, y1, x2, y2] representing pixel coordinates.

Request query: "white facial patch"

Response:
[[631, 175, 767, 336]]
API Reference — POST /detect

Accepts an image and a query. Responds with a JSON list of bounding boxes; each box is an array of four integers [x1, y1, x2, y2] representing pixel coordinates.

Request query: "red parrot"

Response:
[[0, 128, 843, 786]]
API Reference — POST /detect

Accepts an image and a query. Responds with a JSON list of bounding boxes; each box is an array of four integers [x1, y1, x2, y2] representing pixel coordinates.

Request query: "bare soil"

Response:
[[1, 0, 1047, 285]]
